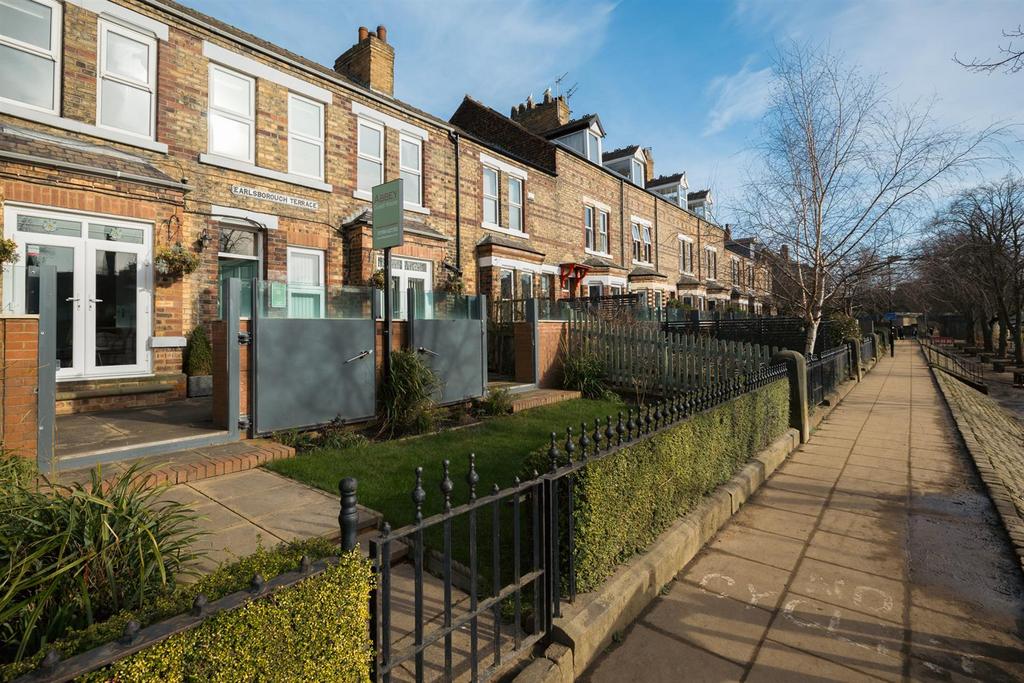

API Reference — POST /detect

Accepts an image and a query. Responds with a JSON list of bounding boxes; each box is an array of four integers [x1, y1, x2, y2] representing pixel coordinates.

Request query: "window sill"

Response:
[[0, 100, 169, 153], [482, 223, 529, 239], [352, 190, 431, 214], [199, 154, 332, 192], [585, 248, 612, 258]]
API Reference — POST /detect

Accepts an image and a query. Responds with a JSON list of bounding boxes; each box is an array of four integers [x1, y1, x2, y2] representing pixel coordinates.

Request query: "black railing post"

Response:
[[339, 477, 359, 552]]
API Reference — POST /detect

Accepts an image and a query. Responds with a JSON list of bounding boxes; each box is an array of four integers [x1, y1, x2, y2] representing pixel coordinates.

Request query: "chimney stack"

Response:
[[335, 24, 395, 96], [510, 90, 571, 134], [724, 224, 732, 242]]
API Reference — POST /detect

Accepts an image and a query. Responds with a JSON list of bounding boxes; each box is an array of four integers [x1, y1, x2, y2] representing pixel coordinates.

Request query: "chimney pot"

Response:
[[526, 94, 534, 108], [358, 26, 369, 41], [377, 25, 387, 43], [543, 88, 552, 104]]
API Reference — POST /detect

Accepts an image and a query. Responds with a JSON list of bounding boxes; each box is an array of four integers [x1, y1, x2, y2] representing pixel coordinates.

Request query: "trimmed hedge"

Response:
[[527, 380, 789, 593], [0, 538, 354, 681], [79, 550, 373, 682]]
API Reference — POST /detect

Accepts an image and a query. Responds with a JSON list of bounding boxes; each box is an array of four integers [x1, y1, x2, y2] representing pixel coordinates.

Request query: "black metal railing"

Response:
[[860, 335, 875, 364], [806, 345, 852, 406], [344, 363, 789, 682], [919, 339, 985, 389]]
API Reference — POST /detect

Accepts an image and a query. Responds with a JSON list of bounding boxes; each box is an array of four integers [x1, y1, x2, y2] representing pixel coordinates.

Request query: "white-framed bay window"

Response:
[[482, 166, 499, 226], [97, 20, 156, 139], [0, 0, 62, 113], [399, 134, 422, 206], [287, 93, 324, 180], [286, 246, 325, 318], [508, 176, 523, 231], [357, 118, 384, 192], [208, 64, 255, 162]]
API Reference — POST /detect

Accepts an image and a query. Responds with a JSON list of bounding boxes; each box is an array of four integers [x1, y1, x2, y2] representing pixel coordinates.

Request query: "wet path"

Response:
[[582, 344, 1024, 682]]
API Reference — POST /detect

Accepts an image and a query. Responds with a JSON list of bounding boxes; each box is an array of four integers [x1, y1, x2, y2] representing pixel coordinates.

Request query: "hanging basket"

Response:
[[154, 243, 200, 278], [0, 237, 19, 268]]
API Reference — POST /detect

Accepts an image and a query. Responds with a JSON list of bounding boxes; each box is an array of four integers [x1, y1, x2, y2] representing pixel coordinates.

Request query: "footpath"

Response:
[[583, 342, 1024, 682]]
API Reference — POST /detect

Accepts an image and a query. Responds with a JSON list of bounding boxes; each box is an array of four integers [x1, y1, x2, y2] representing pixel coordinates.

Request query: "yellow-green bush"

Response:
[[572, 380, 789, 592], [78, 550, 373, 683]]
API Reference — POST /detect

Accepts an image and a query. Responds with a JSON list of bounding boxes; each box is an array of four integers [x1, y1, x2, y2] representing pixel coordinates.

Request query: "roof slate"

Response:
[[0, 123, 181, 186], [647, 172, 686, 188], [450, 97, 557, 174], [602, 145, 640, 161]]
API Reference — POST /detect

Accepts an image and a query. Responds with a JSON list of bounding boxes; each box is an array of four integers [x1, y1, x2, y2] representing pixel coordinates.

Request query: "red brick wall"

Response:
[[0, 317, 39, 459], [536, 321, 568, 389], [211, 319, 249, 430]]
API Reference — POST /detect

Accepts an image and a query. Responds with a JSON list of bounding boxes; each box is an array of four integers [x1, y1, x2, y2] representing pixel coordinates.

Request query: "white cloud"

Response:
[[703, 61, 773, 137]]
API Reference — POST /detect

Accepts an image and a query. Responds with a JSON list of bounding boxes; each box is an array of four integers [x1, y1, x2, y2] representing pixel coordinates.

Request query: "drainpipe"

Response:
[[619, 178, 625, 272], [448, 131, 462, 272], [654, 199, 659, 272]]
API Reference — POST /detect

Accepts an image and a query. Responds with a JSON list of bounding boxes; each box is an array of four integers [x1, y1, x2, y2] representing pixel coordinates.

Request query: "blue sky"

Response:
[[187, 0, 1024, 224]]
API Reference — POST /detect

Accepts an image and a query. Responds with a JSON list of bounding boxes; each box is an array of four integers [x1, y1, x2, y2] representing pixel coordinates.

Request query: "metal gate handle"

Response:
[[417, 346, 439, 357], [344, 349, 373, 364]]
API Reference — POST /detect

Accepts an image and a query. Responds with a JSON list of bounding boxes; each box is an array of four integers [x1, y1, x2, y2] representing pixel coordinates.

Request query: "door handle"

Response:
[[89, 298, 103, 303], [344, 349, 373, 364], [65, 297, 80, 302], [417, 346, 439, 357]]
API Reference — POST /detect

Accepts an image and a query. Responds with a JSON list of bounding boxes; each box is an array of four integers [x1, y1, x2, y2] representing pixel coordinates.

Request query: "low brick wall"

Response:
[[0, 315, 39, 459], [536, 321, 567, 388], [212, 319, 249, 430], [55, 374, 186, 415]]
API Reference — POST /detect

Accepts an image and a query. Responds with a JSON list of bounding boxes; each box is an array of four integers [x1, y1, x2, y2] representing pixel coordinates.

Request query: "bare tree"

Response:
[[740, 43, 1006, 355], [933, 178, 1024, 362], [955, 25, 1024, 74]]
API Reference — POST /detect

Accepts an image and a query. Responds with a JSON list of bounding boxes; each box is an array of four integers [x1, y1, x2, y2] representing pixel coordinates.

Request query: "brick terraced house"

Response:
[[0, 0, 771, 429]]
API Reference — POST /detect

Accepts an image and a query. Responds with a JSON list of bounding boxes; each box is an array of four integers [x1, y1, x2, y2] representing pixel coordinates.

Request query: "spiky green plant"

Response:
[[377, 349, 440, 438]]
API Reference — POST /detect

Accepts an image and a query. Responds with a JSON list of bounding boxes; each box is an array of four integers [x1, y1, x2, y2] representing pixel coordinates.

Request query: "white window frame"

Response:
[[631, 159, 644, 186], [584, 206, 595, 251], [287, 93, 324, 181], [397, 133, 423, 208], [642, 226, 653, 263], [357, 117, 385, 192], [96, 19, 157, 140], [678, 235, 693, 273], [508, 175, 523, 232], [597, 210, 609, 254], [374, 254, 432, 320], [731, 256, 740, 283], [586, 131, 602, 163], [631, 223, 642, 262], [482, 166, 500, 228], [705, 246, 718, 280], [286, 246, 325, 318], [207, 64, 255, 163], [0, 0, 62, 114]]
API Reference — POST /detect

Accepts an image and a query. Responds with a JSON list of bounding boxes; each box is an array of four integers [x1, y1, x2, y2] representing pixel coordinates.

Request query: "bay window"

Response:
[[98, 21, 156, 138], [483, 166, 499, 225], [286, 247, 325, 318], [0, 0, 61, 112], [357, 119, 384, 192], [400, 135, 423, 206], [208, 65, 255, 162], [288, 94, 324, 180], [508, 176, 523, 231]]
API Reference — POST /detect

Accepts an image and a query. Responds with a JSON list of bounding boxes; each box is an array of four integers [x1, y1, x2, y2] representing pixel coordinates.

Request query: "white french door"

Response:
[[2, 205, 152, 380]]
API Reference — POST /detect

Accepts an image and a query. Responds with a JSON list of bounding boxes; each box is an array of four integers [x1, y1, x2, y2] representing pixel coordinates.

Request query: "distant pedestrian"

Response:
[[889, 325, 896, 357]]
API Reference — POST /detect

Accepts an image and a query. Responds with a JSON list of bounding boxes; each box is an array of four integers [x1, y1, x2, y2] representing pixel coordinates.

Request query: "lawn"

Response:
[[267, 397, 624, 532]]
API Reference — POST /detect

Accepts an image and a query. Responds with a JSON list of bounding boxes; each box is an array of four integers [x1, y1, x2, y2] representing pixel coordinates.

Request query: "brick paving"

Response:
[[583, 343, 1024, 682]]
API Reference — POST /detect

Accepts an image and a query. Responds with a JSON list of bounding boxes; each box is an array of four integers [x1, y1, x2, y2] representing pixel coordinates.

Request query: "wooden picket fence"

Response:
[[569, 314, 775, 396]]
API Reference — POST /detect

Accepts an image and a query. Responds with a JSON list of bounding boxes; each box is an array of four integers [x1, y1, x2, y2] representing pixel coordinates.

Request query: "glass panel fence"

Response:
[[254, 281, 373, 320]]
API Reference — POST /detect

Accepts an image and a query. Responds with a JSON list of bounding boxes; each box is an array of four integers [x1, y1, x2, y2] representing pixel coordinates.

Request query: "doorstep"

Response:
[[511, 389, 582, 413], [55, 438, 295, 490]]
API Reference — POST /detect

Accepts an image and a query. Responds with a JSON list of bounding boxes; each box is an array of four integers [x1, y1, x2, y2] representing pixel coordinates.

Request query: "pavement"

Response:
[[582, 342, 1024, 682], [159, 468, 351, 575]]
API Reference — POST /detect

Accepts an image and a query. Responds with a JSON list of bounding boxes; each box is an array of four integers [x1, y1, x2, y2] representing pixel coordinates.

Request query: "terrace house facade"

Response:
[[0, 0, 770, 417]]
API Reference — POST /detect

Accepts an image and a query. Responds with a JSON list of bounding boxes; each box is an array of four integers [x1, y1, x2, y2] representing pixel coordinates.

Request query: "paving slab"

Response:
[[582, 343, 1024, 682]]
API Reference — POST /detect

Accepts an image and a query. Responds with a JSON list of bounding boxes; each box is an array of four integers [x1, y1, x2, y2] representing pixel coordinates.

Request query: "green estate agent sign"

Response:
[[372, 179, 404, 249]]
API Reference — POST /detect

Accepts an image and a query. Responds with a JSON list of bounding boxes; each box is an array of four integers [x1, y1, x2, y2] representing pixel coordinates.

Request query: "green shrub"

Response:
[[273, 419, 368, 454], [0, 537, 338, 681], [824, 312, 861, 350], [79, 549, 372, 683], [564, 380, 789, 592], [561, 348, 606, 399], [479, 387, 514, 416], [185, 325, 213, 376], [378, 349, 441, 438], [0, 463, 200, 664]]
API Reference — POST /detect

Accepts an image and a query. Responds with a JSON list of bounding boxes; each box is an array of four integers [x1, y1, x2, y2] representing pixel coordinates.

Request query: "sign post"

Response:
[[372, 179, 404, 380]]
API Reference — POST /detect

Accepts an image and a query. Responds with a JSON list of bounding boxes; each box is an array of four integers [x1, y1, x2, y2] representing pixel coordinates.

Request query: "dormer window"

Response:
[[631, 159, 644, 186], [586, 130, 601, 163]]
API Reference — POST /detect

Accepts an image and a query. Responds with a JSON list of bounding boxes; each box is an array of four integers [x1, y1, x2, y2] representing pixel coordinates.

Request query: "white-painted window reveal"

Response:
[[97, 20, 156, 139], [0, 0, 62, 112], [400, 134, 423, 206], [508, 176, 523, 231], [287, 93, 324, 180], [482, 166, 499, 225], [208, 64, 255, 162], [357, 119, 384, 192]]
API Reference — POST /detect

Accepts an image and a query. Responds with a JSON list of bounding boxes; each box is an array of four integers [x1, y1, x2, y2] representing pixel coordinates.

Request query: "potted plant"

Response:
[[0, 237, 19, 269], [367, 268, 386, 290], [440, 272, 465, 296], [185, 325, 214, 397], [154, 243, 200, 278]]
